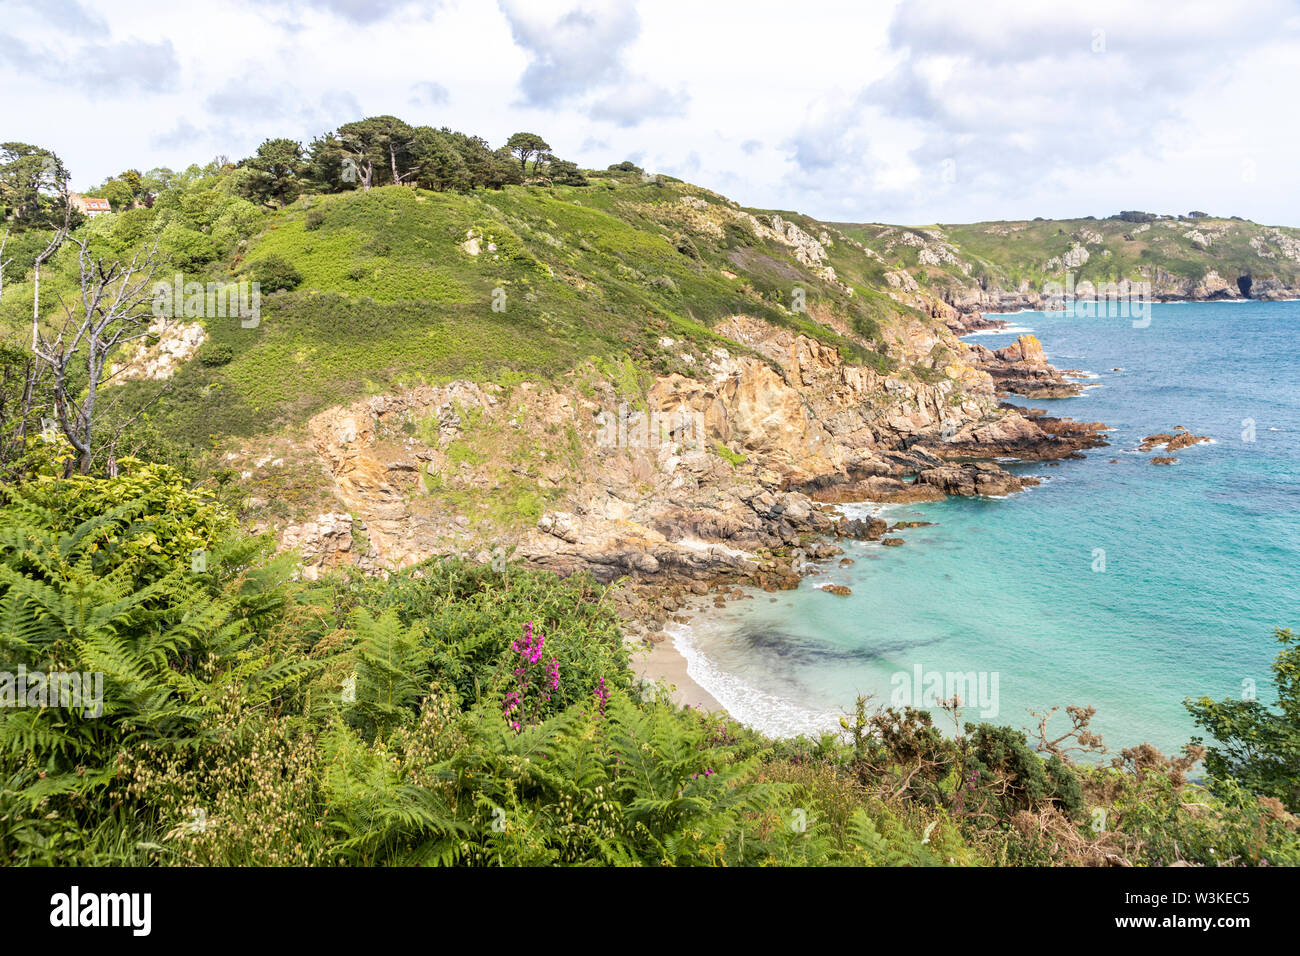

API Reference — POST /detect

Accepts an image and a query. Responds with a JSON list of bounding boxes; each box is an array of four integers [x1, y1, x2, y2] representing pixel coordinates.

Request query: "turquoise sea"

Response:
[[674, 300, 1300, 753]]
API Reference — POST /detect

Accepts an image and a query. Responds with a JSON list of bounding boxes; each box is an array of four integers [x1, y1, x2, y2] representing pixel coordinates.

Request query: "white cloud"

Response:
[[498, 0, 640, 107], [588, 79, 688, 126], [1, 0, 1297, 226], [410, 81, 451, 106]]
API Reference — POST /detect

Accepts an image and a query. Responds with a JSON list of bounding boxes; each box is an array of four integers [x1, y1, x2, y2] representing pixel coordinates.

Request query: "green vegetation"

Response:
[[1, 143, 77, 228], [1187, 628, 1300, 813], [20, 114, 1291, 480], [714, 441, 748, 467], [3, 117, 1298, 867], [837, 215, 1300, 304], [0, 462, 1294, 866], [2, 140, 911, 460]]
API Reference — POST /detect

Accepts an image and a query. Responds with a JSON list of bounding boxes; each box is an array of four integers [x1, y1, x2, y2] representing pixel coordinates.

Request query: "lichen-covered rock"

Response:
[[111, 319, 206, 381]]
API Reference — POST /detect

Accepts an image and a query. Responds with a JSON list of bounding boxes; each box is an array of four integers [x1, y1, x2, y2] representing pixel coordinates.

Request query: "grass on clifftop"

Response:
[[63, 178, 910, 450], [836, 217, 1300, 299]]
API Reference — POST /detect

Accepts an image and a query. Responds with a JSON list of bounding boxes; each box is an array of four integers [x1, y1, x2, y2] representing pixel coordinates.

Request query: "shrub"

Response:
[[549, 160, 588, 186], [1186, 628, 1300, 812], [249, 254, 302, 292], [966, 723, 1085, 819], [198, 342, 234, 367], [724, 220, 754, 247]]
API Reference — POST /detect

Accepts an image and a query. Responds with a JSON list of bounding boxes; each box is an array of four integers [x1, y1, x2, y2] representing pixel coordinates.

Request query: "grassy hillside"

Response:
[[4, 137, 1298, 872], [6, 156, 1298, 469], [836, 216, 1300, 301], [2, 172, 934, 452]]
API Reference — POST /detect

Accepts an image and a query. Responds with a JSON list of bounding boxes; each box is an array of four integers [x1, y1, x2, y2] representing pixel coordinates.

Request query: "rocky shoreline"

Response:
[[232, 303, 1132, 683], [940, 283, 1300, 318]]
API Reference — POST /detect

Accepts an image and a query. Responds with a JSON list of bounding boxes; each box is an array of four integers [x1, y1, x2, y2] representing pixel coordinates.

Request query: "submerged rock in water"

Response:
[[837, 515, 889, 539], [881, 537, 905, 547], [1140, 430, 1211, 452], [821, 584, 852, 596]]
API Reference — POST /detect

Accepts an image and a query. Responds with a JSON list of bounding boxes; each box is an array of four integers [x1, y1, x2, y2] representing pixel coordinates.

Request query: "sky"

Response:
[[3, 0, 1300, 226]]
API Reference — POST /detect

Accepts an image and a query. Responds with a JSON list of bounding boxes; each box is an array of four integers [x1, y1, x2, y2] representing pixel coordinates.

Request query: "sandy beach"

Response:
[[632, 632, 724, 711]]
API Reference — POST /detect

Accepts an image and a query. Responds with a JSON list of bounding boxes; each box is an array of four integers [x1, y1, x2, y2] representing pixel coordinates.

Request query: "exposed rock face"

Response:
[[917, 462, 1038, 497], [812, 477, 946, 504], [1045, 243, 1090, 271], [111, 319, 206, 381], [964, 334, 1086, 399], [252, 312, 1101, 588], [279, 512, 373, 580], [938, 406, 1109, 460], [945, 312, 1010, 335]]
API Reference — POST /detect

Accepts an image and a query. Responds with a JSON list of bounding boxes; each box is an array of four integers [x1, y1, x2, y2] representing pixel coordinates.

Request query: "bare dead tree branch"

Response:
[[0, 229, 12, 303], [29, 232, 167, 474]]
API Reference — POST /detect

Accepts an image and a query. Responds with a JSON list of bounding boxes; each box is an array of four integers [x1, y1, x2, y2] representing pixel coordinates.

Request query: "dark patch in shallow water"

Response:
[[739, 627, 948, 667]]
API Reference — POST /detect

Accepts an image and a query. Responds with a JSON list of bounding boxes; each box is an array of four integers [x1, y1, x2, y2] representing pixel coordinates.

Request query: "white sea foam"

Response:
[[962, 324, 1035, 337], [1158, 298, 1256, 305], [835, 501, 906, 521], [669, 622, 841, 739]]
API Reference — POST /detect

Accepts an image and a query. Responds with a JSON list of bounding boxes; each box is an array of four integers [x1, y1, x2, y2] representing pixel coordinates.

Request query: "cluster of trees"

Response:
[[0, 117, 597, 480], [1111, 211, 1160, 223], [85, 167, 176, 213], [0, 143, 74, 229], [2, 146, 171, 224], [1109, 210, 1227, 224], [235, 117, 588, 208], [1, 148, 269, 480]]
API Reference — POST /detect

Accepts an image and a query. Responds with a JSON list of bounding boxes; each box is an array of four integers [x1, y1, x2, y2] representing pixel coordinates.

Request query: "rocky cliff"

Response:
[[233, 311, 1103, 595], [836, 217, 1300, 315]]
